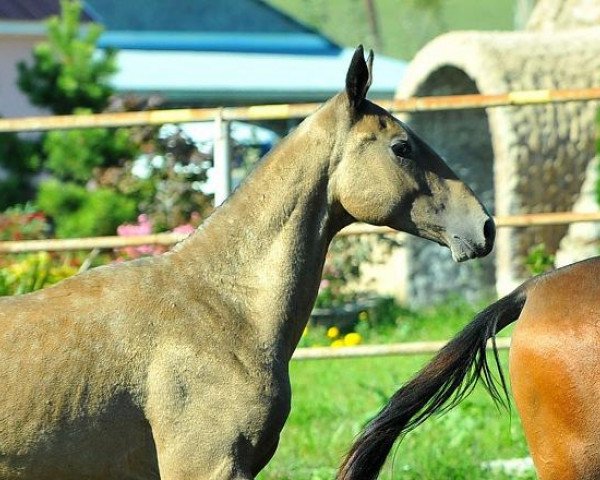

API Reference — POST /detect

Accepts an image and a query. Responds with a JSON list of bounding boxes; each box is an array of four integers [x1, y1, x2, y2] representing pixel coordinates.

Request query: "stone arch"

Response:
[[409, 65, 495, 210], [395, 26, 600, 302]]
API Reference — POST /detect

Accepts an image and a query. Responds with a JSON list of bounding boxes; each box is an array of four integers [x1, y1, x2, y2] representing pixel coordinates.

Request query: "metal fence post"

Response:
[[213, 110, 232, 206]]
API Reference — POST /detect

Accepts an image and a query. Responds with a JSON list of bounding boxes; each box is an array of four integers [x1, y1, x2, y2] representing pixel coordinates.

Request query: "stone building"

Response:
[[392, 0, 600, 304]]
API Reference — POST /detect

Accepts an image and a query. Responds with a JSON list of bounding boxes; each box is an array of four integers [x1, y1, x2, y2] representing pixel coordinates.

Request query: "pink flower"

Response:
[[172, 224, 195, 235], [116, 214, 157, 258], [117, 214, 152, 237]]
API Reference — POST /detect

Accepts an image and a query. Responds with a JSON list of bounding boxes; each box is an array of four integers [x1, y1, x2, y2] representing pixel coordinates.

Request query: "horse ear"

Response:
[[345, 45, 374, 113]]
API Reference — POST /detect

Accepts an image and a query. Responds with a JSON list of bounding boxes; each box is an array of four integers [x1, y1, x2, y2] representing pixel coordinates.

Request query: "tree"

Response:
[[17, 0, 116, 115], [15, 0, 139, 237], [14, 0, 212, 238]]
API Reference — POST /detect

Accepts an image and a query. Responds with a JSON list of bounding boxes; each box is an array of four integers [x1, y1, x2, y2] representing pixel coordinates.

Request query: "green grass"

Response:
[[259, 298, 531, 479], [300, 296, 516, 348], [259, 353, 533, 480]]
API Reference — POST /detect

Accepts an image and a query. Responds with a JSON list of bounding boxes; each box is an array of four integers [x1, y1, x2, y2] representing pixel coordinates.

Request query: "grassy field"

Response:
[[258, 300, 534, 480]]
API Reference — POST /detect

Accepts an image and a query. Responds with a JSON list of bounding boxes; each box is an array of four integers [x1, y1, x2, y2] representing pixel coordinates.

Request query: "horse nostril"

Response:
[[483, 218, 495, 245]]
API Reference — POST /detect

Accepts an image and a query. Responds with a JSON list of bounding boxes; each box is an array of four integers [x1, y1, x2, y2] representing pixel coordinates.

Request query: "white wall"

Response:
[[0, 33, 47, 118]]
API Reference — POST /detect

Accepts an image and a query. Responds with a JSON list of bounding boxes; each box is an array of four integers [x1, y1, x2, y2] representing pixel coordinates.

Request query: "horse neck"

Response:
[[174, 108, 348, 360]]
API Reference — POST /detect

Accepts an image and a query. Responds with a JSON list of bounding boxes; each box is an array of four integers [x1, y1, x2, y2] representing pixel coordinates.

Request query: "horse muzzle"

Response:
[[446, 217, 495, 262]]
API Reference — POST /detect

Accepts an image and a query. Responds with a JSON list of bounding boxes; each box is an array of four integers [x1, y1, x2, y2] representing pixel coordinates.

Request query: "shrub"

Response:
[[0, 132, 39, 209], [11, 1, 212, 236], [114, 213, 201, 261], [0, 204, 51, 241], [43, 121, 136, 182], [525, 243, 555, 276], [37, 180, 137, 237], [0, 252, 78, 296]]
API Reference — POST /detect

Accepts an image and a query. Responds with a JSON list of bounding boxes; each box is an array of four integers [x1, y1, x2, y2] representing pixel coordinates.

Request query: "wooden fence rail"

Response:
[[1, 87, 600, 133], [292, 337, 511, 360], [1, 211, 600, 253]]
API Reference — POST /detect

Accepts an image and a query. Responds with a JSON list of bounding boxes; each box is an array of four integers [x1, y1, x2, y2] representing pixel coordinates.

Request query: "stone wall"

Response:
[[527, 0, 600, 30], [555, 156, 600, 267]]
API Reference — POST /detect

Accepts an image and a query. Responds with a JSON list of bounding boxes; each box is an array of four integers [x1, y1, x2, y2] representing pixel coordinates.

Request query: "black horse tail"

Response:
[[337, 285, 529, 480]]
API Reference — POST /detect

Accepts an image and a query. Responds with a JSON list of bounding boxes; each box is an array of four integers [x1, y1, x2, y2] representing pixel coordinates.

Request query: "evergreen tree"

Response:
[[17, 0, 116, 115], [12, 0, 211, 238], [16, 0, 136, 238]]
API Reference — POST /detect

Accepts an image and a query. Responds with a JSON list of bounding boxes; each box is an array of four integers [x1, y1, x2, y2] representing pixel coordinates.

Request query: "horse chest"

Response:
[[145, 344, 291, 469]]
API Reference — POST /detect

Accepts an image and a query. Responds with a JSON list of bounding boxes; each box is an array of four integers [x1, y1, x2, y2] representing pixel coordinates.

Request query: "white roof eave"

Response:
[[111, 48, 406, 101]]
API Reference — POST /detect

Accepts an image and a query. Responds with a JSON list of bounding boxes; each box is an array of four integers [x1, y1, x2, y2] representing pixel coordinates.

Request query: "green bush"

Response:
[[525, 243, 555, 276], [12, 0, 140, 237], [8, 0, 212, 237], [0, 132, 39, 209], [43, 121, 136, 182], [0, 204, 50, 241], [37, 180, 136, 237], [0, 177, 30, 211], [0, 252, 79, 296]]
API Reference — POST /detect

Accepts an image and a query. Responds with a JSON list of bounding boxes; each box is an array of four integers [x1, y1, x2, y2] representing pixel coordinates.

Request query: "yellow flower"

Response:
[[49, 265, 77, 282], [326, 326, 340, 339], [344, 332, 362, 346], [330, 339, 345, 348], [358, 311, 369, 322], [7, 261, 28, 277]]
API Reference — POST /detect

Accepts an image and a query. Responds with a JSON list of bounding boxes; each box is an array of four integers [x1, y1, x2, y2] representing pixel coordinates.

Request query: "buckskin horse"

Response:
[[338, 256, 600, 480], [0, 46, 494, 480]]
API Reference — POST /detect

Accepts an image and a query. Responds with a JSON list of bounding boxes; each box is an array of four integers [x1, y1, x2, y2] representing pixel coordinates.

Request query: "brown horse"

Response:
[[338, 256, 600, 480], [0, 46, 494, 480]]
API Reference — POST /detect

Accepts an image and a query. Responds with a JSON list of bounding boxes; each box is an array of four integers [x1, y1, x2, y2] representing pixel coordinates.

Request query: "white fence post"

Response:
[[213, 111, 232, 206]]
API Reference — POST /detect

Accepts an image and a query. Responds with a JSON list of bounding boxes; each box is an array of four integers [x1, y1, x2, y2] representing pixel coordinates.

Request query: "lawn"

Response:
[[259, 354, 532, 480], [258, 300, 534, 480]]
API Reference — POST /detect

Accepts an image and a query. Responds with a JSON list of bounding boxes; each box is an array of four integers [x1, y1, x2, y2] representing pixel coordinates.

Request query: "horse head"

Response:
[[330, 46, 494, 261]]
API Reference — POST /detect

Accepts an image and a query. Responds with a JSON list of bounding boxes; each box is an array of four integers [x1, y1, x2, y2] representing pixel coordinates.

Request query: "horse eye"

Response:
[[391, 140, 412, 158]]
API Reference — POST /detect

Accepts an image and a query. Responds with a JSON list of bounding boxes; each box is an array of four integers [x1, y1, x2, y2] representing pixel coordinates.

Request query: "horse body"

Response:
[[338, 256, 600, 480], [0, 261, 162, 479], [510, 257, 600, 480], [0, 47, 494, 479], [0, 234, 294, 479]]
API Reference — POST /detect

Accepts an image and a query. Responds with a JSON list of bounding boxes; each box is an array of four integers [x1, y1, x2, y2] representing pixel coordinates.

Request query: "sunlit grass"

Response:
[[259, 299, 532, 479], [259, 353, 533, 480]]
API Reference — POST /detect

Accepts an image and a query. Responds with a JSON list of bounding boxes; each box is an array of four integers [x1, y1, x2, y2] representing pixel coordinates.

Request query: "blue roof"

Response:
[[98, 32, 340, 55], [84, 0, 405, 104], [86, 0, 327, 35], [87, 0, 341, 56]]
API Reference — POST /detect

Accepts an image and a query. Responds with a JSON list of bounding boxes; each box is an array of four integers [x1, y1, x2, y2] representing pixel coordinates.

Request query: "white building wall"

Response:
[[0, 33, 47, 118]]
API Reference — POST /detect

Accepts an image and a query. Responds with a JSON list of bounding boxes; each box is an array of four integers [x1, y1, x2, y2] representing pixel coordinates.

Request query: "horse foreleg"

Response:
[[149, 424, 255, 480], [250, 435, 279, 477]]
